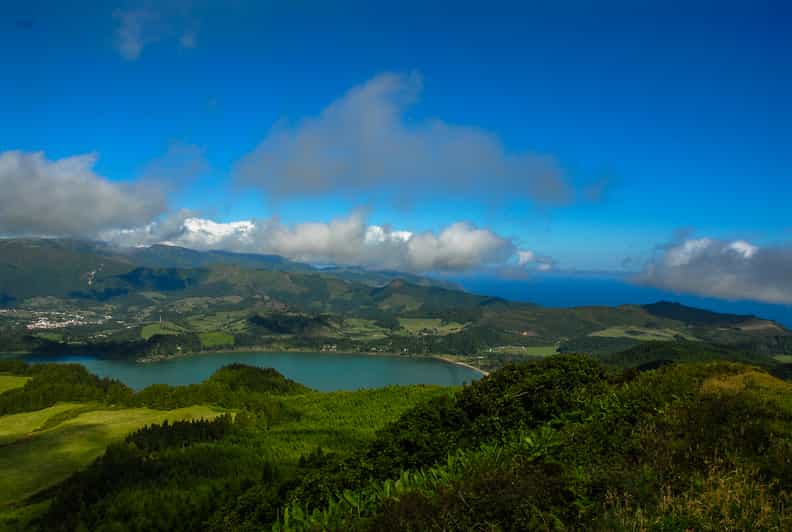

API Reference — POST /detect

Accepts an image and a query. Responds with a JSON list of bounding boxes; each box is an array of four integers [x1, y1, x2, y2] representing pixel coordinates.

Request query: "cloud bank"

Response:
[[636, 236, 792, 305], [104, 212, 547, 273], [0, 150, 166, 237], [236, 72, 572, 205]]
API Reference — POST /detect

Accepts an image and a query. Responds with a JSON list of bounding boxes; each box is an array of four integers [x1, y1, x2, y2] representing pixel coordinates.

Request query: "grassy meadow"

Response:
[[398, 318, 466, 335], [0, 375, 29, 394], [140, 321, 187, 340], [0, 404, 221, 507], [590, 325, 697, 341]]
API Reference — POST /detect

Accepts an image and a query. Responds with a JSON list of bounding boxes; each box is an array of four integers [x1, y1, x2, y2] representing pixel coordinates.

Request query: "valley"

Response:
[[2, 239, 791, 381]]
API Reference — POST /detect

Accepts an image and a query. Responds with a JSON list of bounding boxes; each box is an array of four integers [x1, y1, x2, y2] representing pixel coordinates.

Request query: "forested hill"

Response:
[[0, 238, 453, 301], [1, 355, 790, 530]]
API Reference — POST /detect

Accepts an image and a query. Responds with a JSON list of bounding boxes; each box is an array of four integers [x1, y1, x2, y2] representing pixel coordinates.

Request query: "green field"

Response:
[[338, 318, 389, 340], [140, 321, 187, 340], [0, 404, 220, 506], [0, 402, 84, 445], [198, 331, 235, 348], [589, 325, 696, 341], [0, 374, 30, 394], [399, 318, 466, 335], [488, 345, 558, 356], [774, 354, 792, 363]]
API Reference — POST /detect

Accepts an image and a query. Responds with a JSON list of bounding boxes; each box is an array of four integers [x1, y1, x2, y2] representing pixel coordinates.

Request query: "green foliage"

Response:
[[0, 362, 309, 416], [23, 375, 445, 531], [0, 373, 29, 393], [643, 300, 753, 326], [274, 361, 792, 531], [597, 340, 773, 368], [0, 363, 133, 415], [0, 404, 220, 507], [207, 364, 309, 395], [198, 331, 235, 348], [4, 350, 792, 530]]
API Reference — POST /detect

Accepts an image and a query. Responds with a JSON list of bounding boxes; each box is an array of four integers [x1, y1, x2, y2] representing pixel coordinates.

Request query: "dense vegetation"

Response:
[[0, 360, 451, 531], [2, 353, 790, 531]]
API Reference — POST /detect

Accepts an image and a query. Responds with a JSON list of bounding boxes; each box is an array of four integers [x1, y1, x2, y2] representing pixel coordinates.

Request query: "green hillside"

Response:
[[0, 361, 450, 531], [0, 239, 453, 302], [1, 355, 790, 530]]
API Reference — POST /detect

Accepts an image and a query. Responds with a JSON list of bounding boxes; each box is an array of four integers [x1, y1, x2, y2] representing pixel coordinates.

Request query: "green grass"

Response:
[[0, 405, 220, 507], [198, 331, 235, 348], [186, 310, 250, 333], [0, 375, 30, 394], [773, 354, 792, 363], [0, 499, 50, 531], [340, 319, 389, 340], [488, 345, 558, 356], [258, 386, 454, 463], [398, 318, 466, 335], [140, 321, 186, 340], [0, 402, 83, 445], [589, 325, 697, 341]]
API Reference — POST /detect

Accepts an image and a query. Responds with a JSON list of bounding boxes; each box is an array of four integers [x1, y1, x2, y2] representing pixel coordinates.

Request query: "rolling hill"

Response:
[[1, 238, 791, 374]]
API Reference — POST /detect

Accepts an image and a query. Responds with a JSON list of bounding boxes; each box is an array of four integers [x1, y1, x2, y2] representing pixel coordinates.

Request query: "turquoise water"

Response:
[[17, 352, 482, 391]]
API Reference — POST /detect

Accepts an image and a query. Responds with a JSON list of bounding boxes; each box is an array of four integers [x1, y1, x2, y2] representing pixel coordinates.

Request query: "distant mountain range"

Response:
[[0, 238, 456, 302]]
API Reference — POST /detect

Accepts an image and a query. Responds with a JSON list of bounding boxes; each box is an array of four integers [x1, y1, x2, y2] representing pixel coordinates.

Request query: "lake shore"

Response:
[[5, 346, 490, 378], [432, 355, 490, 376], [137, 347, 489, 376]]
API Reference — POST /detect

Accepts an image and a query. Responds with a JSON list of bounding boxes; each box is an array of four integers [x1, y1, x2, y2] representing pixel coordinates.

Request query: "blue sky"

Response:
[[1, 1, 790, 303]]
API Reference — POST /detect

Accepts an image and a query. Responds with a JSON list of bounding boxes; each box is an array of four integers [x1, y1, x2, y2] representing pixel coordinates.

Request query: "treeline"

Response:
[[124, 415, 234, 452], [0, 361, 310, 415], [0, 362, 132, 415], [40, 416, 268, 532]]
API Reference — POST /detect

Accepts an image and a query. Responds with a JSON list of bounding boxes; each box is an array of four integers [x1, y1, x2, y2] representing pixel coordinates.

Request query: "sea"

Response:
[[453, 274, 792, 329]]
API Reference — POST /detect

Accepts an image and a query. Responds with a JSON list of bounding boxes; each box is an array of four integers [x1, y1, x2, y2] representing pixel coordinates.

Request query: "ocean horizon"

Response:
[[455, 274, 792, 329]]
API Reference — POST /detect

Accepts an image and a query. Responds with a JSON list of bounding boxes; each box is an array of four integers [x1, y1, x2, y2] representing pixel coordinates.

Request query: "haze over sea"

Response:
[[457, 274, 792, 329]]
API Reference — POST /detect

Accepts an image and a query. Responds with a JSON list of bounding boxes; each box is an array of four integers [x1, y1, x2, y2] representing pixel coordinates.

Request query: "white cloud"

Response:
[[113, 5, 198, 60], [0, 150, 166, 237], [665, 238, 712, 266], [235, 72, 573, 205], [517, 250, 536, 265], [113, 8, 159, 60], [104, 212, 521, 273], [365, 225, 413, 244], [405, 222, 515, 271], [727, 240, 758, 259], [636, 236, 792, 304]]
